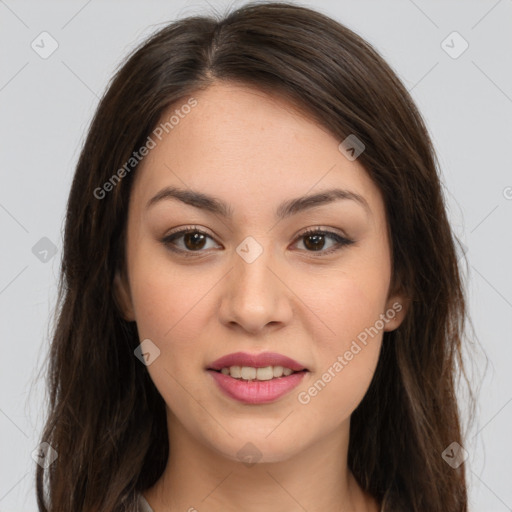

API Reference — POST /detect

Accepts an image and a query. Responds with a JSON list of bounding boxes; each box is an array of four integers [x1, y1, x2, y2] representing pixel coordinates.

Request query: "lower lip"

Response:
[[207, 370, 307, 404]]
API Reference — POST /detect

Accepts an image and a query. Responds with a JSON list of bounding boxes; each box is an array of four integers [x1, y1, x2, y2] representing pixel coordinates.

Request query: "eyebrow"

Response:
[[145, 186, 371, 219]]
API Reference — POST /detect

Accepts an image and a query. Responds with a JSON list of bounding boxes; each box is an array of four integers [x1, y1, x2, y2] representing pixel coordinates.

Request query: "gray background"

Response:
[[0, 0, 511, 510]]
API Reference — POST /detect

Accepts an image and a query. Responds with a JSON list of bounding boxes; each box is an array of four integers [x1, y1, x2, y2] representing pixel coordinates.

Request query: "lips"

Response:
[[208, 369, 307, 404], [207, 351, 308, 372]]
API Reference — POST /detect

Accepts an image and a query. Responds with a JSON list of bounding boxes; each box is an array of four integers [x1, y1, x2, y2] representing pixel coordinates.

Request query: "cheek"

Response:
[[129, 242, 195, 330], [128, 249, 217, 370], [302, 262, 390, 349], [295, 269, 388, 414], [128, 257, 213, 410]]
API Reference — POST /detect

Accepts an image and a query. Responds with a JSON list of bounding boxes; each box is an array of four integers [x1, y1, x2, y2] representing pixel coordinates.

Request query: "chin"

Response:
[[208, 434, 303, 466]]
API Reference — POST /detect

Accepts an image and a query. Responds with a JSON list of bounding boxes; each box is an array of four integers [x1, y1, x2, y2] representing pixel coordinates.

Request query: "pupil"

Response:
[[184, 232, 206, 250], [305, 234, 324, 251]]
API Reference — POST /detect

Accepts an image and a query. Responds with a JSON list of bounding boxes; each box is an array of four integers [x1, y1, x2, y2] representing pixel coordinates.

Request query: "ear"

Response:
[[383, 286, 410, 332], [113, 268, 135, 322]]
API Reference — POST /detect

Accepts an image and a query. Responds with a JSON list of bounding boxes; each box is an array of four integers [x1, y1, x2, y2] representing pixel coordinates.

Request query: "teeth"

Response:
[[241, 366, 257, 380], [273, 366, 284, 378], [218, 365, 297, 380]]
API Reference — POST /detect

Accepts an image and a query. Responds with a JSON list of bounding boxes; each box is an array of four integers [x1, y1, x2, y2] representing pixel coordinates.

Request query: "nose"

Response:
[[218, 239, 293, 335]]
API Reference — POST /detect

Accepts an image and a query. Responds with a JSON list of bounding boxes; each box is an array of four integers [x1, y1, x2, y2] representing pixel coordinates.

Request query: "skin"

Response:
[[115, 82, 408, 512]]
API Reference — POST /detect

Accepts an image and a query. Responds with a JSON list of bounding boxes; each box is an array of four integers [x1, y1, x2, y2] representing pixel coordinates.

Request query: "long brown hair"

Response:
[[35, 2, 476, 510]]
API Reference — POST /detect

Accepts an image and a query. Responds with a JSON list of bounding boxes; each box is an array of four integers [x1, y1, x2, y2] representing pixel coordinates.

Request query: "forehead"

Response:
[[130, 82, 384, 222]]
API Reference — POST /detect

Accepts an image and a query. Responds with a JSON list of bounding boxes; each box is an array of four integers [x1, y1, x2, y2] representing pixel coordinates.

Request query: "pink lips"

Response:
[[206, 351, 309, 405]]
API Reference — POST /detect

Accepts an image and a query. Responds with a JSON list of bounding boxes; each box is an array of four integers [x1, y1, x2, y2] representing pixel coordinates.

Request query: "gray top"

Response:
[[136, 492, 383, 511], [137, 493, 154, 512]]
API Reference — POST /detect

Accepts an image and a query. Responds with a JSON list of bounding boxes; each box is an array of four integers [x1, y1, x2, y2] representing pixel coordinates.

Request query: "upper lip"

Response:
[[207, 351, 308, 372]]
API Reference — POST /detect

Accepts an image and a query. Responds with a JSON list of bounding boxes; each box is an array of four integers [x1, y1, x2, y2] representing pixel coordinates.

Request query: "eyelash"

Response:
[[161, 225, 355, 258]]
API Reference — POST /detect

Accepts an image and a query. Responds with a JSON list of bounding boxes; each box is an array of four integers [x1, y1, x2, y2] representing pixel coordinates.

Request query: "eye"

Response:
[[293, 228, 355, 255], [161, 226, 355, 257], [161, 225, 219, 256]]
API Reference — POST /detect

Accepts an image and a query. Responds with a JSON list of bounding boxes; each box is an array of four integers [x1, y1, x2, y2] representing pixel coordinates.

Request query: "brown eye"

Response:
[[303, 233, 326, 251], [162, 227, 219, 256], [295, 229, 355, 255], [182, 231, 207, 250], [162, 226, 354, 258]]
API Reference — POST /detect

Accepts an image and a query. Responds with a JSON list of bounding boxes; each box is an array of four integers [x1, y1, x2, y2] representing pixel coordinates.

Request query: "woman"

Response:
[[36, 2, 473, 511]]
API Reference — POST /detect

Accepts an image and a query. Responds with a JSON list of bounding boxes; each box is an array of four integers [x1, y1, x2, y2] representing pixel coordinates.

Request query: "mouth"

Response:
[[205, 351, 310, 404], [207, 366, 309, 381], [206, 351, 309, 373], [206, 367, 309, 404]]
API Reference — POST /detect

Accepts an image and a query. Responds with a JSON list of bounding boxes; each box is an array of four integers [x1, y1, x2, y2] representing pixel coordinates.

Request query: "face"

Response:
[[115, 82, 407, 464]]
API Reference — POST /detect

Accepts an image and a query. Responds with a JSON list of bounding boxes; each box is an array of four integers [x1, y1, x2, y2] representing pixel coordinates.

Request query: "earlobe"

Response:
[[113, 269, 135, 322], [383, 292, 410, 332]]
